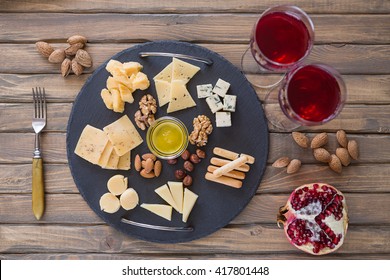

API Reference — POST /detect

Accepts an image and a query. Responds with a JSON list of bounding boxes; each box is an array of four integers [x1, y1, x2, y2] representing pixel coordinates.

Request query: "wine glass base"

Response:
[[263, 86, 300, 131]]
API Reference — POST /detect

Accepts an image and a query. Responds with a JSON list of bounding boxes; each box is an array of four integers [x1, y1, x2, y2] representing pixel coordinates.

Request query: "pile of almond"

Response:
[[35, 35, 93, 77], [273, 130, 359, 174], [134, 153, 162, 178]]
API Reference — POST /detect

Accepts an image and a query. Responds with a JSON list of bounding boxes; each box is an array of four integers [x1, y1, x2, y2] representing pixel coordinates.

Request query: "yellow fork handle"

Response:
[[32, 158, 45, 220]]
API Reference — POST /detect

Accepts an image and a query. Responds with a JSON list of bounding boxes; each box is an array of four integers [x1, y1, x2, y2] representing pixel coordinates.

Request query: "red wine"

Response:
[[286, 65, 341, 122], [254, 11, 311, 65]]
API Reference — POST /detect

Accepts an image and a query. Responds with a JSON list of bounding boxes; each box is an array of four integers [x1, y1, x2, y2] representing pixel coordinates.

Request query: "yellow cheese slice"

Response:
[[154, 80, 171, 107], [117, 150, 131, 170], [153, 62, 172, 82], [172, 58, 200, 84], [75, 125, 109, 165], [182, 188, 198, 223], [98, 141, 114, 167], [103, 149, 120, 169], [167, 80, 196, 113], [140, 203, 172, 221], [103, 115, 143, 156], [155, 184, 180, 213], [168, 181, 184, 214]]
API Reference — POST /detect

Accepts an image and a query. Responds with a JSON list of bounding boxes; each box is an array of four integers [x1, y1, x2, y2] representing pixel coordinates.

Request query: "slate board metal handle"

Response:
[[139, 52, 213, 66], [121, 218, 193, 232]]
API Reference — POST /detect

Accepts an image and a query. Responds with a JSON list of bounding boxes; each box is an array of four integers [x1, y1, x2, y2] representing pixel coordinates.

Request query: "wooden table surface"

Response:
[[0, 0, 389, 260]]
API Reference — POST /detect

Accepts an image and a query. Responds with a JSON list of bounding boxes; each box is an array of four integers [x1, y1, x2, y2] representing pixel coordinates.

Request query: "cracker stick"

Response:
[[205, 172, 243, 189], [210, 157, 250, 172], [207, 165, 246, 180], [213, 147, 255, 164], [213, 155, 248, 177]]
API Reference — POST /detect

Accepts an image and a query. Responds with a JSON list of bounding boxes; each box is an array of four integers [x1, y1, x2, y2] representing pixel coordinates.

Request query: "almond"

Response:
[[71, 59, 84, 76], [67, 35, 87, 45], [329, 154, 342, 173], [313, 148, 331, 163], [35, 41, 55, 57], [134, 154, 141, 171], [65, 42, 84, 56], [336, 147, 351, 166], [142, 153, 157, 161], [75, 49, 92, 68], [272, 157, 290, 168], [140, 169, 155, 179], [336, 130, 348, 148], [292, 132, 309, 148], [347, 140, 359, 160], [287, 159, 301, 174], [310, 132, 328, 149], [61, 58, 71, 77], [144, 158, 154, 173], [48, 48, 66, 63], [154, 160, 162, 177]]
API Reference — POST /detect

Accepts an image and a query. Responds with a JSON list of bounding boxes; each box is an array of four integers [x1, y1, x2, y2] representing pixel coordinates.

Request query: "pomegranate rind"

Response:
[[278, 183, 348, 255]]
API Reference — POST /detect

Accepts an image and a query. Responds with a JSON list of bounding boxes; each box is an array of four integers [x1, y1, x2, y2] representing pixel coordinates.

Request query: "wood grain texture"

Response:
[[1, 44, 389, 74], [1, 193, 389, 225], [1, 74, 389, 104], [0, 0, 389, 13], [1, 224, 389, 254], [1, 164, 389, 194], [1, 133, 388, 164], [0, 14, 389, 44]]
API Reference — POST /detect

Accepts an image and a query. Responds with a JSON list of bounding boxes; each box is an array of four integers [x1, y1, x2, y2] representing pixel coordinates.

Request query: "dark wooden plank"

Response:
[[2, 74, 389, 104], [1, 224, 389, 254], [1, 164, 389, 194], [0, 133, 388, 164], [0, 14, 389, 44], [0, 0, 389, 13], [0, 193, 388, 225], [0, 44, 389, 74]]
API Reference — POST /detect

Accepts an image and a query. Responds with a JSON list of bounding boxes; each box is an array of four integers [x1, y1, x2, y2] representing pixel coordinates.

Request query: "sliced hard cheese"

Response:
[[117, 150, 131, 170], [123, 61, 142, 76], [101, 88, 113, 110], [141, 203, 172, 221], [153, 62, 173, 82], [103, 149, 120, 169], [154, 79, 171, 107], [182, 188, 198, 223], [98, 141, 114, 167], [111, 88, 125, 113], [172, 58, 200, 83], [118, 83, 134, 103], [105, 60, 123, 76], [155, 184, 180, 213], [75, 125, 109, 165], [132, 72, 150, 90], [167, 80, 196, 113], [103, 115, 143, 156], [168, 181, 184, 214]]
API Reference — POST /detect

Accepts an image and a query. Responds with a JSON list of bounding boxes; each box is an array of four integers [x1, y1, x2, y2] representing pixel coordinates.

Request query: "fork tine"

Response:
[[38, 87, 42, 118], [32, 87, 37, 118], [42, 87, 47, 120]]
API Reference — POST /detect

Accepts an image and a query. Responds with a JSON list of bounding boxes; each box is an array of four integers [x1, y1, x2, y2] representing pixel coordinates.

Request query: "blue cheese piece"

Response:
[[223, 94, 237, 112], [215, 112, 232, 127], [206, 94, 223, 113], [212, 78, 230, 97], [196, 84, 213, 99]]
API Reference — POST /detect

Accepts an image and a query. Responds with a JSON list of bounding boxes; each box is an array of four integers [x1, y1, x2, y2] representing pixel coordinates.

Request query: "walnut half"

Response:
[[189, 115, 213, 147], [134, 94, 157, 130]]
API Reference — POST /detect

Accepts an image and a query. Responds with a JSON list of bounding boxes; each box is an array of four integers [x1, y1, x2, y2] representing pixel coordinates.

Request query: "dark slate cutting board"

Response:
[[66, 41, 269, 243]]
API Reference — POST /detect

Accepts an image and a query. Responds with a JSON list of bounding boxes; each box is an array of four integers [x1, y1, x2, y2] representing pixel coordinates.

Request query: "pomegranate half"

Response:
[[277, 183, 348, 255]]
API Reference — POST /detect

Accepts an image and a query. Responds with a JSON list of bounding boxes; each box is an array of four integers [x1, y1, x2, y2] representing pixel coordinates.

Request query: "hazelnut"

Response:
[[190, 154, 201, 164], [196, 149, 206, 159], [183, 175, 193, 187], [167, 158, 178, 165], [183, 161, 194, 172], [175, 169, 186, 180], [181, 150, 190, 160]]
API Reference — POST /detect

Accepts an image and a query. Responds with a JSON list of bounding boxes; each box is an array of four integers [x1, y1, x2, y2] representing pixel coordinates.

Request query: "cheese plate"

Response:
[[66, 41, 269, 243]]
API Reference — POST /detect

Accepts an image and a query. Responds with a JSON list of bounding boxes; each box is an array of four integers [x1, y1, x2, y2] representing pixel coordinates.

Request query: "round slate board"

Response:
[[66, 41, 269, 243]]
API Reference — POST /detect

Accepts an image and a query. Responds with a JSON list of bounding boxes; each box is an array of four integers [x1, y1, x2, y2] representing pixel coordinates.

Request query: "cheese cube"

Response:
[[196, 84, 213, 99], [216, 111, 232, 127], [212, 78, 230, 97], [223, 94, 237, 112], [206, 94, 223, 113]]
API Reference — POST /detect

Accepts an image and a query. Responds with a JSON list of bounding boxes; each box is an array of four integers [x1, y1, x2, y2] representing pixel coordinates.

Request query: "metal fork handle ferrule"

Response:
[[139, 51, 213, 66], [33, 134, 41, 158]]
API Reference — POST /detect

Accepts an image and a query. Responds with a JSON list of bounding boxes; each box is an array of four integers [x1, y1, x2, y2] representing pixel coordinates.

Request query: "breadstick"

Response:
[[210, 157, 250, 172], [205, 172, 243, 189], [213, 155, 248, 177], [213, 147, 255, 164], [207, 165, 246, 180]]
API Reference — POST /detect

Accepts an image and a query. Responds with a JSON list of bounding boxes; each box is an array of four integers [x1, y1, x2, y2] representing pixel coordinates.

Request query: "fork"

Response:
[[32, 87, 47, 220]]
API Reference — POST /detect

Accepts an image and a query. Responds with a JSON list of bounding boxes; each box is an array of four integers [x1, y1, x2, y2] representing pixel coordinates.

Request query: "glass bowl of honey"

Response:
[[146, 116, 189, 160]]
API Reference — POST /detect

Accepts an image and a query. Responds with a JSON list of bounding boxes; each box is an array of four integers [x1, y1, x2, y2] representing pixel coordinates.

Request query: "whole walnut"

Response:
[[189, 115, 213, 147]]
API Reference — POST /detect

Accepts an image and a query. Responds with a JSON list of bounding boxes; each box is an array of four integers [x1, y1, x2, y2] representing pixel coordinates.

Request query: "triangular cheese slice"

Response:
[[182, 188, 198, 223], [167, 80, 196, 113], [75, 125, 109, 165], [154, 80, 171, 107], [153, 62, 172, 82], [155, 184, 180, 213], [168, 181, 184, 214], [172, 58, 200, 83], [141, 203, 172, 221], [117, 150, 131, 170]]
